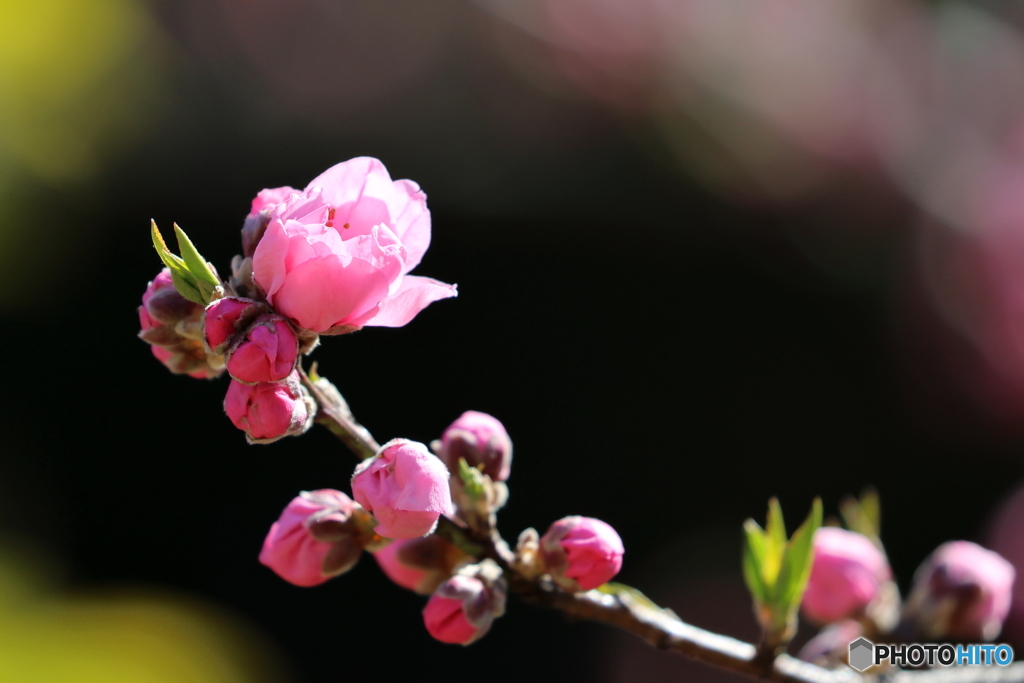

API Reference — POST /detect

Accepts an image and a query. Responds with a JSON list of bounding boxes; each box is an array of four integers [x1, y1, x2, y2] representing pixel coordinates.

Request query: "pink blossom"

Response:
[[422, 562, 507, 645], [251, 157, 456, 334], [372, 535, 468, 595], [351, 439, 453, 539], [249, 186, 297, 217], [904, 541, 1015, 641], [223, 372, 313, 444], [437, 411, 513, 481], [801, 527, 891, 625], [225, 315, 298, 384], [540, 516, 624, 591], [259, 490, 362, 587]]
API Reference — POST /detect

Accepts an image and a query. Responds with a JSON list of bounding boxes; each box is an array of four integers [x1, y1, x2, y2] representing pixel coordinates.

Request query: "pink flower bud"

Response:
[[540, 516, 624, 591], [225, 315, 298, 384], [372, 536, 469, 595], [259, 490, 363, 587], [224, 372, 315, 444], [903, 541, 1015, 641], [422, 561, 507, 645], [437, 411, 513, 481], [139, 268, 224, 379], [801, 527, 891, 625], [251, 157, 456, 334], [204, 297, 263, 354], [351, 439, 453, 539], [243, 187, 296, 257]]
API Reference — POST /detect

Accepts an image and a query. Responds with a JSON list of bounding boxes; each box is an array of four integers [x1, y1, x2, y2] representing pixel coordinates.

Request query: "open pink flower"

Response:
[[251, 157, 457, 333], [351, 439, 453, 539], [802, 527, 891, 625]]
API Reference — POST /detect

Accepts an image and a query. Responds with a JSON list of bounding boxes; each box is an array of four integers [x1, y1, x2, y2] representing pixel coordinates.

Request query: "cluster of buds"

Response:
[[141, 159, 630, 649], [138, 157, 458, 442], [796, 498, 1015, 668], [255, 410, 625, 646], [206, 296, 315, 444], [138, 270, 224, 378]]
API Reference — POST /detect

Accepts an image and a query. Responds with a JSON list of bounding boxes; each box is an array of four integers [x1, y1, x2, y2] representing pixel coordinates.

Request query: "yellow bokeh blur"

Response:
[[0, 0, 159, 180], [0, 0, 164, 309], [0, 543, 288, 683]]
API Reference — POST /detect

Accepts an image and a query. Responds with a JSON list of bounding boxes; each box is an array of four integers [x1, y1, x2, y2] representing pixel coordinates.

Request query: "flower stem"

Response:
[[301, 362, 1024, 683]]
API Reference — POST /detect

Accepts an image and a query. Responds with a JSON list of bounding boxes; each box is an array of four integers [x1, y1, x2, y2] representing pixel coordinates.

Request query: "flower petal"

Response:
[[390, 179, 431, 274], [273, 254, 391, 332], [252, 218, 291, 298], [304, 157, 393, 240], [361, 275, 457, 328]]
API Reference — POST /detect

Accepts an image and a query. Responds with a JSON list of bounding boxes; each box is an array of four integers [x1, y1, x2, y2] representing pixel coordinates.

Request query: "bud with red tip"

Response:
[[423, 560, 507, 645], [373, 535, 470, 595], [139, 268, 224, 378], [259, 489, 369, 587], [225, 315, 298, 384], [801, 527, 892, 625], [902, 541, 1015, 641], [540, 516, 624, 591], [435, 411, 513, 481], [204, 297, 265, 355], [351, 439, 453, 539], [224, 371, 315, 444]]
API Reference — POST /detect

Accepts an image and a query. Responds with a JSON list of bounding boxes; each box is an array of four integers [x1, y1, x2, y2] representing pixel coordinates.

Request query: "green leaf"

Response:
[[597, 583, 668, 613], [152, 221, 205, 304], [173, 223, 220, 287], [457, 458, 485, 500], [762, 497, 786, 593], [839, 487, 882, 546], [777, 497, 823, 610], [858, 488, 880, 538], [742, 519, 769, 603]]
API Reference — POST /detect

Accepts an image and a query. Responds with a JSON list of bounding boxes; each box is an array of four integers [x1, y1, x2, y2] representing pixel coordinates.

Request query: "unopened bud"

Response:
[[435, 411, 513, 481], [223, 372, 315, 444], [351, 439, 453, 539], [372, 535, 470, 594], [204, 297, 265, 355], [259, 490, 365, 587], [801, 527, 892, 625], [540, 516, 624, 591], [139, 268, 224, 379], [902, 541, 1015, 641], [241, 210, 271, 259], [225, 315, 298, 384], [422, 560, 506, 645]]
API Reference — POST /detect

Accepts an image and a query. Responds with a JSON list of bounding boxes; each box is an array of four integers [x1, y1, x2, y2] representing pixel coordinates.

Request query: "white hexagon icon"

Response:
[[848, 638, 874, 671]]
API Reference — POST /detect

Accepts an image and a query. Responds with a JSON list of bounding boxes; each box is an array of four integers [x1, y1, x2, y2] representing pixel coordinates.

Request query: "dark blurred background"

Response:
[[4, 0, 1024, 681]]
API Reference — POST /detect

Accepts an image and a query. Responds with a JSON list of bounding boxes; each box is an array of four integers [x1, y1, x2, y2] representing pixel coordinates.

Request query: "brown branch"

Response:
[[303, 363, 1022, 683]]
